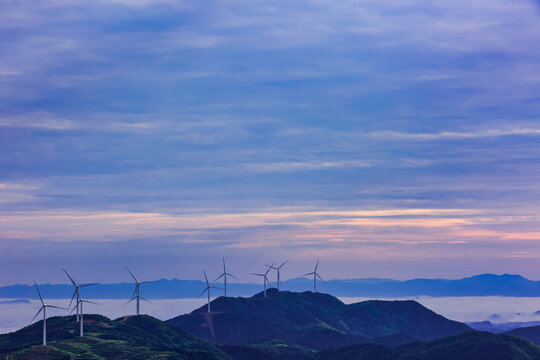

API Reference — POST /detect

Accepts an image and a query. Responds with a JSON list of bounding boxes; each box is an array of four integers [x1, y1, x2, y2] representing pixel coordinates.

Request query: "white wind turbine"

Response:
[[125, 267, 157, 315], [63, 269, 99, 322], [302, 259, 324, 292], [30, 282, 65, 346], [71, 298, 99, 337], [214, 257, 238, 297], [198, 269, 221, 312], [251, 263, 273, 298], [265, 259, 288, 291]]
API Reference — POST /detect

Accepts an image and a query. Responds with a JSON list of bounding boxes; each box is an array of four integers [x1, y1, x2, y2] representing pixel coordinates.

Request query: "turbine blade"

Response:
[[62, 269, 77, 286], [124, 298, 134, 305], [70, 303, 78, 315], [140, 280, 157, 284], [213, 273, 225, 282], [33, 281, 44, 305], [29, 307, 43, 325], [80, 282, 100, 287], [227, 273, 239, 280], [130, 286, 137, 300], [68, 289, 77, 309], [223, 257, 226, 272], [279, 259, 289, 269], [140, 296, 151, 304], [197, 287, 209, 299], [203, 269, 209, 285], [315, 258, 319, 272], [301, 272, 314, 276], [250, 273, 264, 277], [316, 273, 325, 281], [265, 263, 275, 275], [46, 305, 65, 310], [210, 285, 223, 290], [81, 300, 100, 305], [126, 267, 138, 283]]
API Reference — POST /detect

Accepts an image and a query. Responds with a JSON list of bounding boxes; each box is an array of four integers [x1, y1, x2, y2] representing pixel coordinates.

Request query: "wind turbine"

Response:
[[214, 257, 238, 297], [63, 269, 99, 322], [125, 267, 157, 315], [302, 259, 324, 292], [265, 259, 288, 291], [198, 269, 221, 312], [30, 282, 64, 346], [72, 298, 98, 337], [251, 263, 273, 298]]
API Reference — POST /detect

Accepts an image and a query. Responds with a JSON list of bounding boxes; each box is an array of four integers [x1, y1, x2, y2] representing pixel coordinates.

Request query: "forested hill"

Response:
[[167, 289, 470, 349]]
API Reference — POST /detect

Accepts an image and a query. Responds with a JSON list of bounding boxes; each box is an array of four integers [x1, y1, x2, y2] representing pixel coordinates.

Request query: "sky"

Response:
[[1, 0, 540, 285]]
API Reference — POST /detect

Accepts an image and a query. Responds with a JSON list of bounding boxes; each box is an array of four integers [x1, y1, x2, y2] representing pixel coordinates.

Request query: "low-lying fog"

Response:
[[2, 296, 540, 334]]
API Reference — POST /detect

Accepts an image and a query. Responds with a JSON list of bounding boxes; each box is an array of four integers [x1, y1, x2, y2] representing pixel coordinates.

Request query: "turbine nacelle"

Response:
[[75, 298, 99, 337], [251, 263, 274, 298], [301, 259, 324, 293], [30, 282, 65, 346], [213, 258, 236, 297], [265, 259, 288, 291], [125, 267, 157, 315], [199, 269, 222, 312], [63, 269, 99, 322]]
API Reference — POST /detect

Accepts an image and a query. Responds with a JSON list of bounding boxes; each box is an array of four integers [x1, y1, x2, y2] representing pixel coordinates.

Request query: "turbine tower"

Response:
[[198, 269, 221, 312], [63, 269, 99, 322], [251, 263, 273, 298], [302, 259, 324, 292], [125, 267, 156, 315], [30, 282, 64, 346], [214, 257, 238, 297], [265, 259, 288, 291], [73, 298, 98, 337]]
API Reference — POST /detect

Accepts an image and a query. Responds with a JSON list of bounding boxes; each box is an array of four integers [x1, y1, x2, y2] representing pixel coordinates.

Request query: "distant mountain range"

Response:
[[467, 320, 540, 333], [2, 291, 540, 360], [3, 273, 540, 299]]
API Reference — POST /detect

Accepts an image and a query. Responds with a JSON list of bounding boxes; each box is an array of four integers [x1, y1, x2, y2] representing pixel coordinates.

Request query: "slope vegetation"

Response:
[[0, 314, 228, 360], [167, 289, 470, 349], [318, 331, 540, 360]]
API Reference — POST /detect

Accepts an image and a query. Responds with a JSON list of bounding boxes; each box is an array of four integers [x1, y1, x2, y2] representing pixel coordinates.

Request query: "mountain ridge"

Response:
[[167, 289, 471, 349], [3, 273, 540, 299], [1, 293, 539, 360]]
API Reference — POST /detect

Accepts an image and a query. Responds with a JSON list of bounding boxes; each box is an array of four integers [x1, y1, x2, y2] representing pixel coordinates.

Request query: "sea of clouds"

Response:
[[3, 296, 540, 334]]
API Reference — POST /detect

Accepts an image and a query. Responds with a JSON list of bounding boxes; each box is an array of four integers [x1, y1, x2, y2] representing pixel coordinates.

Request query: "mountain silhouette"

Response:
[[4, 273, 540, 299], [2, 299, 539, 360], [167, 288, 470, 350], [504, 325, 540, 346]]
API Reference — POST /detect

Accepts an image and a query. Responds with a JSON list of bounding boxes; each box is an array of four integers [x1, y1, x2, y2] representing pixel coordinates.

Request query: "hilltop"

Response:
[[167, 289, 470, 350]]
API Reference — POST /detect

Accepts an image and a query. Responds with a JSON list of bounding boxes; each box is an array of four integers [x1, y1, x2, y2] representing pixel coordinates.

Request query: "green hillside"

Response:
[[167, 289, 470, 349], [2, 311, 540, 360], [318, 332, 540, 360], [0, 314, 229, 360], [505, 325, 540, 346]]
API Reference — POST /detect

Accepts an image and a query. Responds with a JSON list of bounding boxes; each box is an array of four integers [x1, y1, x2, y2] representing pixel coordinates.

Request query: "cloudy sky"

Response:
[[1, 0, 540, 285]]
